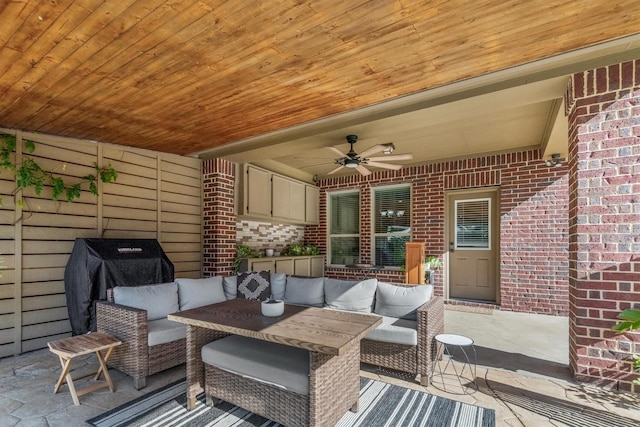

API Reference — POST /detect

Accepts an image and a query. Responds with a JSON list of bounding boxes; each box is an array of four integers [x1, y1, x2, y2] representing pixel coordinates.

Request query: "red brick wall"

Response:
[[566, 60, 640, 392], [202, 159, 236, 277], [305, 151, 569, 314]]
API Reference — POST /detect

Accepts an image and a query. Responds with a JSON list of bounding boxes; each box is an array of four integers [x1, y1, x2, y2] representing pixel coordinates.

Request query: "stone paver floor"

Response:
[[0, 308, 638, 426]]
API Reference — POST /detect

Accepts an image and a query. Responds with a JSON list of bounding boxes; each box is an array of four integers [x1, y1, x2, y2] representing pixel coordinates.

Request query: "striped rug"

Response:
[[88, 378, 495, 427]]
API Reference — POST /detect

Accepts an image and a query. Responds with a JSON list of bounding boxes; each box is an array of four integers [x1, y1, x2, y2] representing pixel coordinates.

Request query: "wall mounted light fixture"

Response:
[[545, 153, 563, 167]]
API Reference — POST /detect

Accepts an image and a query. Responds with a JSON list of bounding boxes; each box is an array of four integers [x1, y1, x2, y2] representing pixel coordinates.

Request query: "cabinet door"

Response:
[[310, 256, 324, 277], [293, 258, 311, 277], [271, 175, 290, 219], [246, 166, 271, 217], [274, 259, 294, 275], [250, 259, 275, 272], [289, 181, 306, 222], [305, 185, 319, 224], [404, 242, 425, 284]]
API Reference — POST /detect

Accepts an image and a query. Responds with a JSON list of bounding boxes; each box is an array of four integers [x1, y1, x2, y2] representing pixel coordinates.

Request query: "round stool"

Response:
[[430, 333, 477, 394]]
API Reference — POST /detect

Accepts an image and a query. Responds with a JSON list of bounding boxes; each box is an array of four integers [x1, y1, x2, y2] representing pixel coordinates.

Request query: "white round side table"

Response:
[[430, 333, 478, 394]]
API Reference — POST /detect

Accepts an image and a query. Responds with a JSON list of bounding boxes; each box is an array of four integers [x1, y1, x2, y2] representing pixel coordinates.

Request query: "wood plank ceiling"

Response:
[[1, 1, 640, 156]]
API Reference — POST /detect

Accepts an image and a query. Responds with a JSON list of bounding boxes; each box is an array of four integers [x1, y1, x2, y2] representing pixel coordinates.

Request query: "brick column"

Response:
[[202, 159, 236, 277], [566, 60, 640, 392]]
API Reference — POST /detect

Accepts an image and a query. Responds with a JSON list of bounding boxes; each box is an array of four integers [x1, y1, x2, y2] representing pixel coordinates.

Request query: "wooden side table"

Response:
[[48, 332, 122, 405]]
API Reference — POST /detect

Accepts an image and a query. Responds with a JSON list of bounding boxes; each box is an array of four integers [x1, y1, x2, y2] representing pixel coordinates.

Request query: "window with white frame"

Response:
[[328, 191, 360, 265], [373, 185, 411, 267]]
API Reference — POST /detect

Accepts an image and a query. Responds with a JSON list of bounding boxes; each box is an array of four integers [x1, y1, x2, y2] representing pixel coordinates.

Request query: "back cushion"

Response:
[[270, 273, 286, 300], [175, 277, 226, 310], [237, 270, 271, 300], [283, 276, 324, 307], [113, 282, 179, 321], [374, 282, 433, 320], [223, 276, 238, 300], [324, 278, 377, 313]]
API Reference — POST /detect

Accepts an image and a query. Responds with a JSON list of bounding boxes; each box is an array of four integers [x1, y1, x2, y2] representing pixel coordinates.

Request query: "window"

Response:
[[328, 191, 360, 265], [455, 198, 490, 249], [373, 185, 411, 267]]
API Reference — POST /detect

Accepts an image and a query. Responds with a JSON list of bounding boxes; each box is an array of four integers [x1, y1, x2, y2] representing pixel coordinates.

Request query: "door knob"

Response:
[[449, 241, 454, 253]]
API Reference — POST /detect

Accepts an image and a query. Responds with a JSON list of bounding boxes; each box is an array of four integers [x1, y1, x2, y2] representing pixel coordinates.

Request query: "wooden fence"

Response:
[[0, 128, 202, 357]]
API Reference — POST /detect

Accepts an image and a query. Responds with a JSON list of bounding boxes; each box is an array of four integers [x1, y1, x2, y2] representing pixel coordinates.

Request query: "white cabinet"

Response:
[[239, 256, 324, 277], [238, 164, 319, 225], [305, 185, 319, 224]]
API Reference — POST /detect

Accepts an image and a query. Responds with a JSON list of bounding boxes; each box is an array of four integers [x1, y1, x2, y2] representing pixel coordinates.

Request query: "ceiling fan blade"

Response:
[[367, 153, 414, 162], [327, 165, 344, 175], [358, 144, 387, 158], [356, 165, 372, 176], [365, 161, 403, 170], [326, 146, 346, 157]]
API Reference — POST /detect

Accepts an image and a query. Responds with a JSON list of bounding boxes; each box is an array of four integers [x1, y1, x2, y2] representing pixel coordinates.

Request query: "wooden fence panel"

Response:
[[0, 128, 203, 356]]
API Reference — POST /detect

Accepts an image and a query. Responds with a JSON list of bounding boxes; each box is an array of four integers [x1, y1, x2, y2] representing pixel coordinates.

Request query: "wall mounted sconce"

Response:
[[545, 153, 563, 167]]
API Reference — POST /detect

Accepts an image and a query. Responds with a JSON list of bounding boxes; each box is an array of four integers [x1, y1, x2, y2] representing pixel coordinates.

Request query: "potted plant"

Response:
[[612, 308, 640, 387], [424, 256, 442, 284]]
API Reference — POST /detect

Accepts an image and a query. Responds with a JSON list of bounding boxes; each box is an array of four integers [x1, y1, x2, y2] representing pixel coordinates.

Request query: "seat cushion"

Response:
[[283, 276, 324, 307], [147, 318, 187, 346], [364, 316, 418, 346], [176, 276, 226, 310], [374, 282, 433, 320], [324, 278, 377, 313], [113, 282, 179, 321], [202, 335, 309, 395]]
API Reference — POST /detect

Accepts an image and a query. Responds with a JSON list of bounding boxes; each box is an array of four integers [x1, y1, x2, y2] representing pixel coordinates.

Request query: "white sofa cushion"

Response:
[[374, 282, 433, 320], [324, 278, 377, 313], [113, 282, 179, 321], [147, 318, 187, 346], [202, 335, 309, 395], [223, 273, 286, 300], [176, 277, 226, 310], [283, 276, 324, 307], [364, 315, 418, 346]]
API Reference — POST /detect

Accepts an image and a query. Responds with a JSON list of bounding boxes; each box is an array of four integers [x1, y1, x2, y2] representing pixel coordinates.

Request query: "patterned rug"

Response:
[[88, 377, 495, 427]]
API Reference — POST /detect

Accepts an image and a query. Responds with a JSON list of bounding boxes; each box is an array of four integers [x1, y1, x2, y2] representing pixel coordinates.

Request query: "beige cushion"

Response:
[[176, 277, 226, 310], [113, 282, 179, 321], [374, 282, 433, 320], [324, 278, 377, 313], [202, 335, 309, 395], [148, 318, 187, 346]]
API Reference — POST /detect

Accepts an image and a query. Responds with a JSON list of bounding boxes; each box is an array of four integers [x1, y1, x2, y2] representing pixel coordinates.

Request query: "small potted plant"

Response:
[[424, 256, 442, 284]]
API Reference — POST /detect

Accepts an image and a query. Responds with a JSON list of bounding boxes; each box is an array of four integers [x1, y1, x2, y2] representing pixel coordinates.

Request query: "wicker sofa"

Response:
[[96, 274, 444, 389]]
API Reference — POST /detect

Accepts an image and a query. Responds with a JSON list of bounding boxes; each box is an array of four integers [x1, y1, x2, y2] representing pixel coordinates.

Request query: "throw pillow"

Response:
[[113, 282, 179, 321], [237, 270, 271, 300], [283, 276, 324, 307], [175, 276, 226, 310], [374, 282, 434, 320], [324, 278, 377, 313]]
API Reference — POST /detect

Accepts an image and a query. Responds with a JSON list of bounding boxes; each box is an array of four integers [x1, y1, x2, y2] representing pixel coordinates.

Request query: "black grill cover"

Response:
[[64, 238, 174, 335]]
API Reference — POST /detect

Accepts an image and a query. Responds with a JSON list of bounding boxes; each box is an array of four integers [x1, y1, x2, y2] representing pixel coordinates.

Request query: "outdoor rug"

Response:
[[88, 377, 495, 427]]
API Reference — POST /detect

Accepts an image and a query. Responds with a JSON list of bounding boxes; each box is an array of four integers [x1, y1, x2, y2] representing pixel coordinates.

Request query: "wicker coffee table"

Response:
[[48, 332, 122, 405]]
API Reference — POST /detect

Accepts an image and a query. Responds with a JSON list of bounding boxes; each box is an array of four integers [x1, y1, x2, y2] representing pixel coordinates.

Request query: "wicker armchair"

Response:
[[96, 288, 186, 389], [360, 293, 444, 386]]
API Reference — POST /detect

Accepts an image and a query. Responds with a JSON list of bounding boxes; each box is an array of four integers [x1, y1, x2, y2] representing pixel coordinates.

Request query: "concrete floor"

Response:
[[1, 307, 639, 426]]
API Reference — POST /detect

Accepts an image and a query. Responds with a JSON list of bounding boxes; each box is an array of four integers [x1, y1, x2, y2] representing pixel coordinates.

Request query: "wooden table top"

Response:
[[168, 299, 382, 356], [48, 332, 121, 358]]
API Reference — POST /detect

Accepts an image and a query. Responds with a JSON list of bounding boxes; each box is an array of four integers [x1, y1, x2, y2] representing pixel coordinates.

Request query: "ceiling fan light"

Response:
[[344, 159, 359, 168]]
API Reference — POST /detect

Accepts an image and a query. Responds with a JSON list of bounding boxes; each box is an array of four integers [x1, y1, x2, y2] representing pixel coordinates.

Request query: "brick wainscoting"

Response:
[[566, 60, 640, 392]]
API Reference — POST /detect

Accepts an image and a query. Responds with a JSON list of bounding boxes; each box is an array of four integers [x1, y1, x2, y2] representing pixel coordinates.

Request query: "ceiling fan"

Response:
[[327, 134, 414, 176]]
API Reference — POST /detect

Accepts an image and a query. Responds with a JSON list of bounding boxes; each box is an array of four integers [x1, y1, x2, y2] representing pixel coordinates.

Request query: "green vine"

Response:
[[0, 133, 118, 207]]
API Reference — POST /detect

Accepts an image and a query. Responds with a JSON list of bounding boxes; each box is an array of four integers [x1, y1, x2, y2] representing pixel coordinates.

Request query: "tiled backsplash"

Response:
[[236, 220, 305, 254]]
